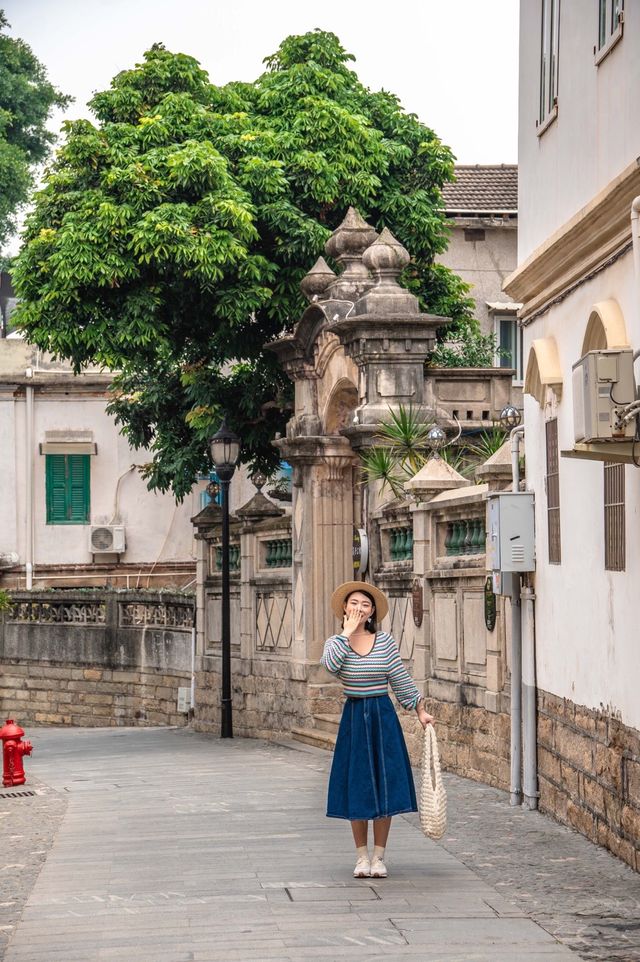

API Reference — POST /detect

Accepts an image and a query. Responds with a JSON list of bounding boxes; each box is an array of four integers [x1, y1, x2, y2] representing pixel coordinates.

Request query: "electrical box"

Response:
[[486, 492, 535, 574], [572, 349, 636, 443]]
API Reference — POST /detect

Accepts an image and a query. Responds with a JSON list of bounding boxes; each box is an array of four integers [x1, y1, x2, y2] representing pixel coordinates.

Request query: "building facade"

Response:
[[0, 338, 203, 589], [504, 0, 640, 870], [438, 164, 522, 398]]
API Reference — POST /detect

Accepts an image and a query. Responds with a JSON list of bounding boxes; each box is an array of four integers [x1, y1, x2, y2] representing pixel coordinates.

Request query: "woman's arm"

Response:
[[320, 634, 351, 674]]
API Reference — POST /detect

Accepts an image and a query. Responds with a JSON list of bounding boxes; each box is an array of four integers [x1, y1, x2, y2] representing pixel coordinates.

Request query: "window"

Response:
[[538, 0, 560, 133], [596, 0, 623, 64], [545, 418, 561, 564], [46, 454, 90, 524], [604, 462, 625, 571], [495, 315, 524, 385]]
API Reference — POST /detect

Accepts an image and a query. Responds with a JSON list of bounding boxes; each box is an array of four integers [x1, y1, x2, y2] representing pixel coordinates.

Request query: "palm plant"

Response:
[[359, 405, 434, 498]]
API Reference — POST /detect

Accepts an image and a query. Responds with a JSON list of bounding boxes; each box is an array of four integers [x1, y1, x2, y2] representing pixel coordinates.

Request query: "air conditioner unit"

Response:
[[89, 525, 126, 554], [572, 349, 636, 443]]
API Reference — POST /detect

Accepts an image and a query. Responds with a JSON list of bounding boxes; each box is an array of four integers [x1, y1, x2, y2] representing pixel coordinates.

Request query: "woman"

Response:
[[321, 581, 434, 879]]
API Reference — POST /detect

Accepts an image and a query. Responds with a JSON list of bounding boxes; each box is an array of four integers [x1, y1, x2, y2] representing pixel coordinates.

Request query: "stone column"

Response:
[[277, 436, 357, 663]]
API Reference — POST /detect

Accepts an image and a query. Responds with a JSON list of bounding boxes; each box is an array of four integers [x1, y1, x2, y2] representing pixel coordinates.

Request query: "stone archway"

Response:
[[323, 378, 358, 435]]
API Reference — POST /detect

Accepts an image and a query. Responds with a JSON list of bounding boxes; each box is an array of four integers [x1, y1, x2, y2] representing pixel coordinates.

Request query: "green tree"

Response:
[[13, 30, 473, 498], [0, 11, 70, 250]]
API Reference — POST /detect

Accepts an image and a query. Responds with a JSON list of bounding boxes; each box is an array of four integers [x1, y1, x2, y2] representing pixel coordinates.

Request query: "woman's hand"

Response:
[[341, 609, 364, 638], [416, 703, 434, 730]]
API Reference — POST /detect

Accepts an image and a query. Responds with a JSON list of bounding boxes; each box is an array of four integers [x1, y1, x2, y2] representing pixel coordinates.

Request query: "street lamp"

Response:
[[210, 419, 241, 738]]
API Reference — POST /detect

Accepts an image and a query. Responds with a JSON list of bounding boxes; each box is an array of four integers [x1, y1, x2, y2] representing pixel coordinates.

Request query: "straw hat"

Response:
[[331, 581, 389, 622]]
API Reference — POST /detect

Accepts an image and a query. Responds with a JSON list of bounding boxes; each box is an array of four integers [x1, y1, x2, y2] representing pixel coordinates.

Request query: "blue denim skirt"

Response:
[[326, 694, 418, 821]]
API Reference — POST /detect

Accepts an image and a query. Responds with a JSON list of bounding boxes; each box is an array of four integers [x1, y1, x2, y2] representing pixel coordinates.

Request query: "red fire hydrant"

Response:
[[1, 719, 33, 787]]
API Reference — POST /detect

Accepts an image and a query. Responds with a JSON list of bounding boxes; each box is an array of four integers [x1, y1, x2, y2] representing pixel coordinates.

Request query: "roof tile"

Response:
[[442, 165, 518, 214]]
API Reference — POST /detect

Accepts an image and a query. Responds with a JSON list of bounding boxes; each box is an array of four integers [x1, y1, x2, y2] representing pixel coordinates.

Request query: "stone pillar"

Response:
[[331, 228, 449, 450], [277, 437, 357, 662]]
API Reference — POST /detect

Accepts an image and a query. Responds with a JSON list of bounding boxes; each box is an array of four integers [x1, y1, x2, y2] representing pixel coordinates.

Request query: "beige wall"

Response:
[[437, 219, 518, 333]]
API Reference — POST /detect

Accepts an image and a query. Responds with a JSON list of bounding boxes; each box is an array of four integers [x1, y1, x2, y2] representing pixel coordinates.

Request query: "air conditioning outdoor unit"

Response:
[[572, 348, 636, 443], [89, 525, 126, 554]]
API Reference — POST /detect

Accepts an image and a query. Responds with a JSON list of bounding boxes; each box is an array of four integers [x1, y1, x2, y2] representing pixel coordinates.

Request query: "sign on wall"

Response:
[[353, 527, 369, 575]]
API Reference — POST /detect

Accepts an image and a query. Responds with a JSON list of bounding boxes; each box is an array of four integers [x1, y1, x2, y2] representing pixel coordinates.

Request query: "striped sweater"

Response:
[[321, 630, 422, 710]]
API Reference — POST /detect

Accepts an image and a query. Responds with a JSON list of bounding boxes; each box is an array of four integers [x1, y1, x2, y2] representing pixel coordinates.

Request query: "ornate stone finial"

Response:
[[354, 226, 418, 317], [324, 207, 378, 301], [362, 227, 410, 277], [300, 256, 336, 302]]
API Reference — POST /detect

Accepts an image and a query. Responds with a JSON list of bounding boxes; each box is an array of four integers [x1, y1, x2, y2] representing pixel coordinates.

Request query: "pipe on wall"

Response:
[[509, 424, 525, 806], [521, 583, 538, 810], [25, 370, 34, 590]]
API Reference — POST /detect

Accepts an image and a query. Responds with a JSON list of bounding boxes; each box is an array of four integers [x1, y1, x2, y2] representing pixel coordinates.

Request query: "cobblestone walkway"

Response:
[[1, 727, 639, 961]]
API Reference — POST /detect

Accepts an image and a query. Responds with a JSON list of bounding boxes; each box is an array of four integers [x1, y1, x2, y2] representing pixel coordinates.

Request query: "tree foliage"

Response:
[[0, 11, 70, 250], [13, 30, 473, 498]]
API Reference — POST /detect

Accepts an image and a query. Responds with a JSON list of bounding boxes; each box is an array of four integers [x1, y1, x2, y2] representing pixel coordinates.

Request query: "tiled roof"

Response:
[[442, 165, 518, 214]]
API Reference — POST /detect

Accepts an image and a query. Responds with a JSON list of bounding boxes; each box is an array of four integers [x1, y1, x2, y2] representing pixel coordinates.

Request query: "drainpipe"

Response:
[[25, 369, 34, 590], [632, 199, 640, 375], [521, 582, 538, 810], [509, 425, 525, 807]]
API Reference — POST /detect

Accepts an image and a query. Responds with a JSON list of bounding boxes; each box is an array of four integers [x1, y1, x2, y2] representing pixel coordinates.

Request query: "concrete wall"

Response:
[[523, 253, 640, 731], [518, 0, 640, 260], [0, 590, 194, 727], [437, 219, 518, 333]]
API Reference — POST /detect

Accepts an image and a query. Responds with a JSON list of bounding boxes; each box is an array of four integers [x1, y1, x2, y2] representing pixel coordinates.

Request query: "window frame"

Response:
[[494, 313, 524, 386], [545, 418, 562, 564], [595, 0, 624, 65], [538, 0, 560, 136], [603, 461, 625, 571], [45, 453, 91, 525]]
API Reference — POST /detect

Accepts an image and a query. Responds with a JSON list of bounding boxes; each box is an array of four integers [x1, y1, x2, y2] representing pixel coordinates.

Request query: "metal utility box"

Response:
[[572, 349, 636, 443], [486, 492, 535, 574]]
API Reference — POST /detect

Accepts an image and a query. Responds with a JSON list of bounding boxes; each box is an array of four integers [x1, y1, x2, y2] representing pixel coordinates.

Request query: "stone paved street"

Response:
[[0, 727, 639, 962]]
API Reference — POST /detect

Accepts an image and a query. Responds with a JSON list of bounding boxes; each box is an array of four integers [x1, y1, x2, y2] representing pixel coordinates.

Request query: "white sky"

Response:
[[3, 0, 518, 252]]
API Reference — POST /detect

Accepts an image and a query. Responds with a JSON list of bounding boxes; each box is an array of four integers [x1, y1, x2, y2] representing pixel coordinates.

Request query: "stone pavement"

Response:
[[0, 727, 638, 962]]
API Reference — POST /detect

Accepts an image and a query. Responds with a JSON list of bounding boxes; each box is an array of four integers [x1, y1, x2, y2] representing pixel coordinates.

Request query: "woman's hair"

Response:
[[345, 589, 377, 633]]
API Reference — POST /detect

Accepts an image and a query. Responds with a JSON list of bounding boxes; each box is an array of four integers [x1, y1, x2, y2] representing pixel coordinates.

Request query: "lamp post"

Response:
[[210, 419, 241, 738]]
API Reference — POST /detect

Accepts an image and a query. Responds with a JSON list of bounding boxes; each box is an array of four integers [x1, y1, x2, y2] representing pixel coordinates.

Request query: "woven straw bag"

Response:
[[419, 725, 447, 839]]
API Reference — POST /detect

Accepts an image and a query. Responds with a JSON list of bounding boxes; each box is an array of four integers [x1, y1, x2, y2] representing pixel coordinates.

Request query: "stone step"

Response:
[[290, 727, 336, 752], [313, 713, 340, 735]]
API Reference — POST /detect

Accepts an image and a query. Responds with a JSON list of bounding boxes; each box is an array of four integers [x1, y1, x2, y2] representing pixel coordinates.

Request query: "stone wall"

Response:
[[0, 590, 194, 727], [193, 656, 310, 741], [537, 689, 640, 872]]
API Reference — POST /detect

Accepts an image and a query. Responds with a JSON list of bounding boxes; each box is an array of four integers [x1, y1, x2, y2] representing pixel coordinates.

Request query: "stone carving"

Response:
[[9, 601, 106, 624], [255, 590, 293, 651], [119, 603, 194, 628]]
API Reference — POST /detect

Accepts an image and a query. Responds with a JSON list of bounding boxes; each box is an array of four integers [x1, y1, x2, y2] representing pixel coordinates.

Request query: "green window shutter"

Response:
[[46, 454, 90, 524], [67, 455, 90, 522]]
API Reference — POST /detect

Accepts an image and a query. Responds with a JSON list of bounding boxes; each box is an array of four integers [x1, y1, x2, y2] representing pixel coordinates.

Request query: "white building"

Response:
[[0, 338, 204, 589], [505, 0, 640, 870]]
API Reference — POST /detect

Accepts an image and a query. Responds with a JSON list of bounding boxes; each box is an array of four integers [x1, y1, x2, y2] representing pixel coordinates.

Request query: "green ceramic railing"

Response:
[[214, 543, 241, 571], [264, 538, 292, 568], [388, 526, 413, 562], [444, 518, 486, 556]]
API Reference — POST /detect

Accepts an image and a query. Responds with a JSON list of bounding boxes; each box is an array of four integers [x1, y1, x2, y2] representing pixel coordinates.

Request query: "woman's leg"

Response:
[[350, 819, 368, 848], [372, 816, 391, 848]]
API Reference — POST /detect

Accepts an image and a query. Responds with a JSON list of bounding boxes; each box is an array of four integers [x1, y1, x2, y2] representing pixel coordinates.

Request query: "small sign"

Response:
[[177, 687, 191, 714], [353, 527, 369, 575], [484, 576, 497, 631], [412, 578, 424, 627]]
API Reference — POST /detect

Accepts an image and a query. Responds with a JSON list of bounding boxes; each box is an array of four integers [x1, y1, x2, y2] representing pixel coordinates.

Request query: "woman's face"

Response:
[[343, 591, 375, 626]]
